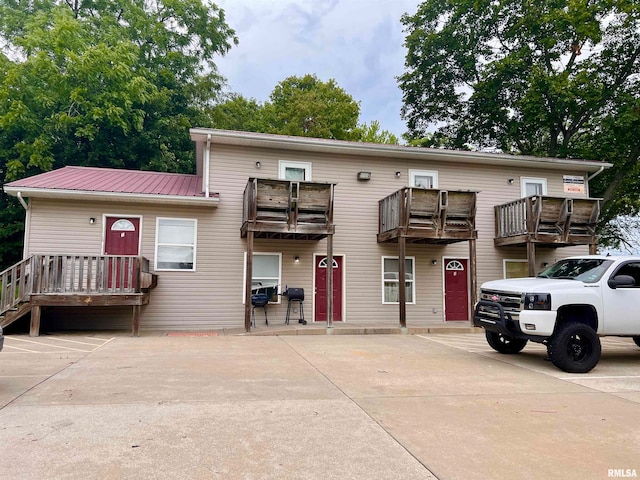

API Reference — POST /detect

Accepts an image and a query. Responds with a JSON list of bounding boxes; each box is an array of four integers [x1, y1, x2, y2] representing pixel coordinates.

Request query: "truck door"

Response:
[[601, 261, 640, 335]]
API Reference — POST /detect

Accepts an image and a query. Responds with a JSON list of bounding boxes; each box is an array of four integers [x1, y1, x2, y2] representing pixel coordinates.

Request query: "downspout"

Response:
[[587, 167, 604, 197], [17, 191, 28, 210], [588, 166, 604, 182], [204, 134, 211, 198], [17, 192, 30, 259]]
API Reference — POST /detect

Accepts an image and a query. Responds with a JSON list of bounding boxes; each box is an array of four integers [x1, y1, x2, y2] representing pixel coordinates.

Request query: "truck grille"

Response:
[[478, 289, 522, 320]]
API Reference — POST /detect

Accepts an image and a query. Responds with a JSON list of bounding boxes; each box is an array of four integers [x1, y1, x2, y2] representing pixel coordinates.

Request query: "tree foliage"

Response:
[[208, 75, 398, 144], [0, 0, 237, 268], [399, 0, 640, 247]]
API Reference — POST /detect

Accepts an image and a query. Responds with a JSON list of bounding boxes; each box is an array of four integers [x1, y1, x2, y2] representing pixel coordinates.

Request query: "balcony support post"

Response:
[[527, 241, 536, 277], [326, 233, 334, 329], [244, 230, 254, 333], [469, 238, 477, 322]]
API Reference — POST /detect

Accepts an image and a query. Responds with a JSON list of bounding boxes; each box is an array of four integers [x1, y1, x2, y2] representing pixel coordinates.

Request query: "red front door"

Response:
[[104, 217, 140, 289], [315, 256, 343, 321], [444, 259, 468, 321]]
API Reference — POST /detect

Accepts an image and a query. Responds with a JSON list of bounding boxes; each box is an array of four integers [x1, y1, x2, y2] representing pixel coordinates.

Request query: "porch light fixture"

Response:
[[357, 171, 371, 181], [294, 256, 300, 263], [508, 178, 514, 184], [395, 171, 401, 178], [255, 161, 261, 169], [432, 259, 437, 266], [542, 262, 549, 267], [89, 217, 96, 224]]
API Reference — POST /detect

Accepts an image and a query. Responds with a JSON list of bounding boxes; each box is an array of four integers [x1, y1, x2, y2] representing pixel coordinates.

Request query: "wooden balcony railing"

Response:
[[494, 196, 600, 247], [241, 178, 335, 240], [378, 188, 477, 244], [31, 255, 156, 295]]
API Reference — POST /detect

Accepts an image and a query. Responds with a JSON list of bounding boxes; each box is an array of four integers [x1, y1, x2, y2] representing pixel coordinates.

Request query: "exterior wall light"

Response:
[[89, 217, 96, 224], [432, 259, 437, 265], [294, 256, 300, 263], [357, 171, 371, 181], [508, 178, 514, 184], [395, 171, 401, 178], [255, 161, 261, 169]]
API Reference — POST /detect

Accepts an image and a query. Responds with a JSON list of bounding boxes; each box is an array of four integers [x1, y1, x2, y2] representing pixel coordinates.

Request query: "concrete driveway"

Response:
[[1, 332, 639, 479]]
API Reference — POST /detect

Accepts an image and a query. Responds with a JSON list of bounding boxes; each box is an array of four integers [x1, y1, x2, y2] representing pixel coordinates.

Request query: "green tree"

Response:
[[354, 121, 400, 145], [206, 93, 267, 132], [264, 74, 361, 140], [399, 0, 639, 246], [0, 0, 237, 268]]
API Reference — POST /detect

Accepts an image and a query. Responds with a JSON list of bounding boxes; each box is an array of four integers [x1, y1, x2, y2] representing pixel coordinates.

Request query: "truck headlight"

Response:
[[523, 293, 551, 310]]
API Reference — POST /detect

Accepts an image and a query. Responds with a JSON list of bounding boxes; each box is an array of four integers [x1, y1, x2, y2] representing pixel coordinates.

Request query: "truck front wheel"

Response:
[[547, 322, 601, 373], [485, 331, 528, 354]]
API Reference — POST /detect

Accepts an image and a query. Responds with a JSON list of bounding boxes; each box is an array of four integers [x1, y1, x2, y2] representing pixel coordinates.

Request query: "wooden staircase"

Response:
[[0, 256, 34, 329], [0, 254, 158, 335]]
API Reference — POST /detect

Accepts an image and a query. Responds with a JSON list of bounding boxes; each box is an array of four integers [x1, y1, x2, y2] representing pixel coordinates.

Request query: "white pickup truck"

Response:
[[473, 255, 640, 373]]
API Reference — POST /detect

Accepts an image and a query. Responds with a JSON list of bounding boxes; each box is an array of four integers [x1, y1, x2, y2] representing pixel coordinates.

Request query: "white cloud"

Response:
[[214, 0, 421, 138]]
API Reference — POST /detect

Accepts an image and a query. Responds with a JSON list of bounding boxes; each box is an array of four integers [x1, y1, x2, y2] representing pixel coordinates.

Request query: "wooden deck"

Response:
[[494, 196, 600, 247], [0, 255, 157, 336], [241, 178, 335, 240], [378, 188, 477, 244]]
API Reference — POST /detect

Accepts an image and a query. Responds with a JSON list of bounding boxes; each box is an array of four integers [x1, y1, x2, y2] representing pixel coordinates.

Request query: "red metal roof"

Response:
[[5, 166, 207, 197]]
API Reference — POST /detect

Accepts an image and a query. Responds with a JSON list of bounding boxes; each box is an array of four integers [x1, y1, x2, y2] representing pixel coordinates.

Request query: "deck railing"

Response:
[[31, 255, 155, 294], [242, 178, 335, 238], [0, 256, 35, 317], [378, 188, 476, 239], [495, 196, 600, 242]]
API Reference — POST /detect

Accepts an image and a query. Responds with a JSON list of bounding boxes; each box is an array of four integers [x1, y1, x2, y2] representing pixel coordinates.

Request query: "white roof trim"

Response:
[[4, 186, 219, 207], [190, 128, 611, 172]]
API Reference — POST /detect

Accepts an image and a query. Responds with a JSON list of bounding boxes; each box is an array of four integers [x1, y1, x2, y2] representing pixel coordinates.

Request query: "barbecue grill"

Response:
[[284, 287, 306, 325], [251, 285, 270, 327]]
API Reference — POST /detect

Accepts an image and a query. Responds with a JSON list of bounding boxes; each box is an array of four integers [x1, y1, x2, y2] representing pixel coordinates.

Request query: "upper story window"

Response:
[[279, 161, 312, 181], [155, 218, 197, 271], [409, 170, 438, 189], [521, 177, 547, 197]]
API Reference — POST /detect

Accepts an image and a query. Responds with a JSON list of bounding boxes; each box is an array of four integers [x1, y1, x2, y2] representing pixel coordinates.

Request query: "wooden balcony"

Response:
[[1, 254, 158, 336], [494, 196, 600, 248], [377, 188, 477, 244], [241, 178, 335, 240]]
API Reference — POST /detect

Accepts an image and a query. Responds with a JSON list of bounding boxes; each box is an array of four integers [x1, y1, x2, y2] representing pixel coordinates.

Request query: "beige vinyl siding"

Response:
[[206, 144, 592, 327], [22, 142, 594, 330]]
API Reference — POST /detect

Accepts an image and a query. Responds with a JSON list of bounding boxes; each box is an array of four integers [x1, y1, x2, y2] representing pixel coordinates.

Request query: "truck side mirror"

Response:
[[608, 275, 636, 289]]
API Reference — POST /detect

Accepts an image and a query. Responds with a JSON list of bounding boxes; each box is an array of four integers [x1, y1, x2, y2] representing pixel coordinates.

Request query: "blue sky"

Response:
[[215, 0, 421, 139]]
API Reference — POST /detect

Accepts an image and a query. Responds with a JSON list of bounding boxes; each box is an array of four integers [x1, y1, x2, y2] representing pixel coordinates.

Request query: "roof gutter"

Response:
[[16, 191, 28, 210], [4, 187, 219, 207]]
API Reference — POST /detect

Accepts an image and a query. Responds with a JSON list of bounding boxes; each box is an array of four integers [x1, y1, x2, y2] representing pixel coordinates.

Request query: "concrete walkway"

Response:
[[1, 332, 639, 479]]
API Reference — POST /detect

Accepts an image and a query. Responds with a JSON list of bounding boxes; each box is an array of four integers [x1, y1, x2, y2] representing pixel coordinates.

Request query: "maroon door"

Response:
[[104, 217, 140, 289], [444, 259, 468, 321], [315, 256, 343, 321]]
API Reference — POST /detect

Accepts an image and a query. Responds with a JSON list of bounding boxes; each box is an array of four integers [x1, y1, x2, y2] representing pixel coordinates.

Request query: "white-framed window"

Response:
[[279, 160, 312, 181], [382, 256, 416, 304], [521, 177, 547, 197], [155, 218, 197, 271], [243, 252, 282, 304], [503, 259, 528, 279], [409, 169, 438, 189]]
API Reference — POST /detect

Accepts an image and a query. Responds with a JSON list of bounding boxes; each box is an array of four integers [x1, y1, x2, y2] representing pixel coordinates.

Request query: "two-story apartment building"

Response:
[[2, 128, 609, 334]]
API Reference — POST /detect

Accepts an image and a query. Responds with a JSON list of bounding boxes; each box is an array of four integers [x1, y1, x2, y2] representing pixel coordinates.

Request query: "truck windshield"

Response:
[[537, 259, 613, 283]]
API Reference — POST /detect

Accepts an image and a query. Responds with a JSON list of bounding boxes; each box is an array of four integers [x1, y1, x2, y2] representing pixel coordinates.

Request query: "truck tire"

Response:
[[485, 331, 528, 354], [633, 336, 640, 348], [547, 322, 601, 373]]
